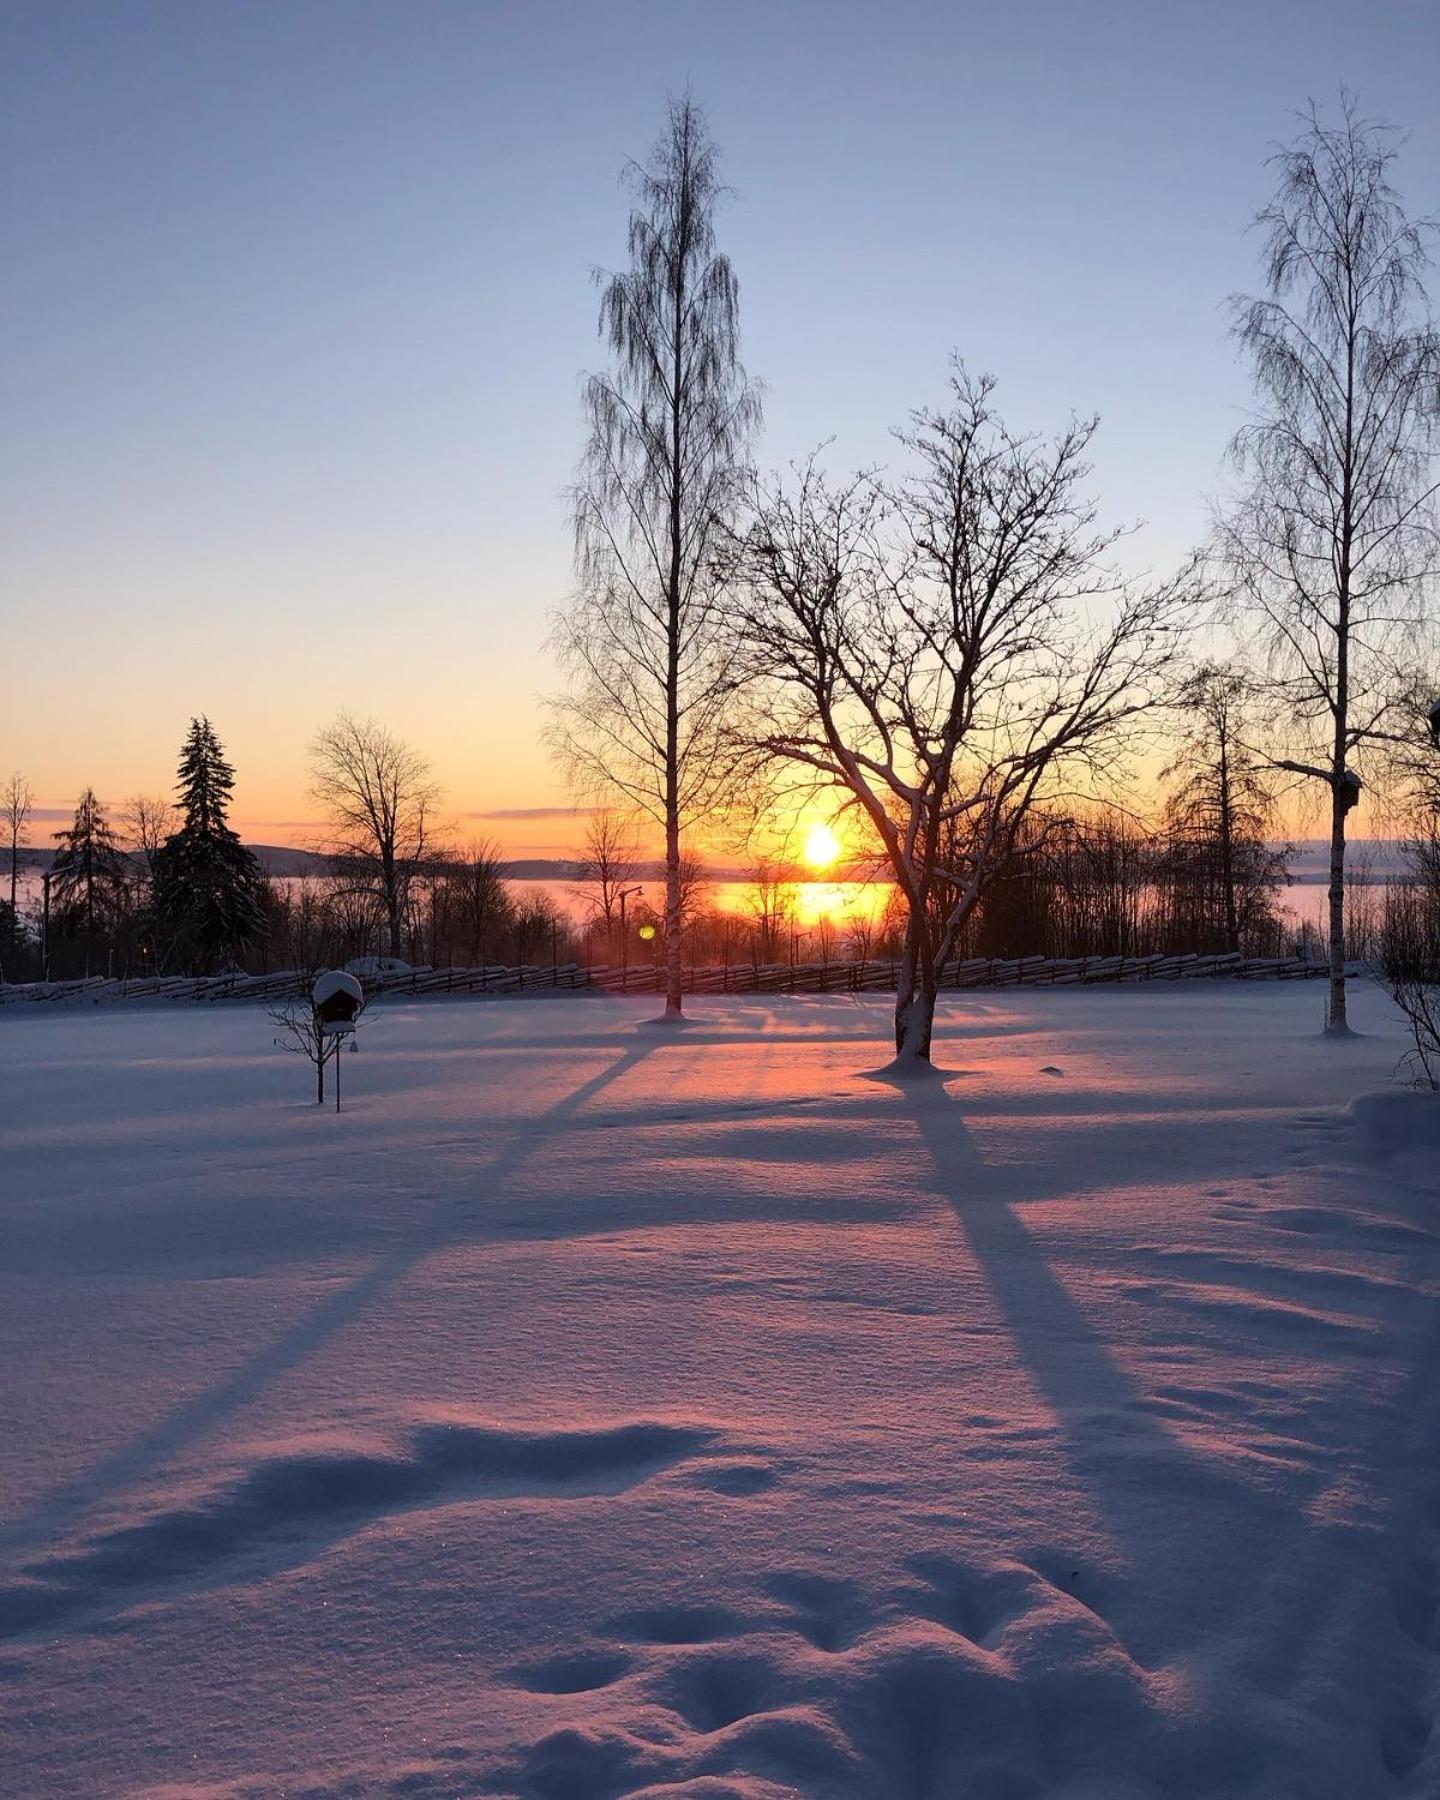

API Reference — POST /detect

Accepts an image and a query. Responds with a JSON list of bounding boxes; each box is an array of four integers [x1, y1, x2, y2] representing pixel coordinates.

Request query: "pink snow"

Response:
[[0, 986, 1437, 1798]]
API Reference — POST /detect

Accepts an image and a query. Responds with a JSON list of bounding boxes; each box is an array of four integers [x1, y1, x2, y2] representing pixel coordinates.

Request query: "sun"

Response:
[[802, 821, 842, 872]]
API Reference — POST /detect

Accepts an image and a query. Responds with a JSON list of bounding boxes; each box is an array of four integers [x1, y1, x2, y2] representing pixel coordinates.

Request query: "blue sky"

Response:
[[2, 0, 1436, 849]]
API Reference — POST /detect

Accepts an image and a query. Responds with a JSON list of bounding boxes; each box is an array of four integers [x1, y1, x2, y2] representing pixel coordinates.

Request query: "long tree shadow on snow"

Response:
[[0, 1036, 663, 1565], [895, 1076, 1294, 1671]]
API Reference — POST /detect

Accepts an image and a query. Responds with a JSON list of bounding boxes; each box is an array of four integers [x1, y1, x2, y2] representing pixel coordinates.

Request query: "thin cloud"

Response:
[[466, 806, 595, 821]]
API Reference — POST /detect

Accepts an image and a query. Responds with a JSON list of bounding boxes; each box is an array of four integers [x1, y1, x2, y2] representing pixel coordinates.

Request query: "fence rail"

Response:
[[0, 949, 1335, 1008]]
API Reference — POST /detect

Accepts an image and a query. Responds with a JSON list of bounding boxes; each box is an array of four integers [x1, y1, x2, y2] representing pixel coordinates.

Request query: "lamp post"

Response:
[[617, 885, 643, 990]]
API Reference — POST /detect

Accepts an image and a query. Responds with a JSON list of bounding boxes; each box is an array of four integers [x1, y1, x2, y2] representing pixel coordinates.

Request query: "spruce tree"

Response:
[[50, 789, 131, 970], [153, 718, 265, 971]]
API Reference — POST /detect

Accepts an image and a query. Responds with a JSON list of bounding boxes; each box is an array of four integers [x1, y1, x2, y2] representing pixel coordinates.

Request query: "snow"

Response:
[[312, 970, 364, 1009], [1350, 1088, 1440, 1152], [1, 984, 1437, 1798]]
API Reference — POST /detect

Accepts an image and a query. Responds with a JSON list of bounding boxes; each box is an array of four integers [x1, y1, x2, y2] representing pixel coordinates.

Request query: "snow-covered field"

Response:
[[1, 987, 1437, 1798]]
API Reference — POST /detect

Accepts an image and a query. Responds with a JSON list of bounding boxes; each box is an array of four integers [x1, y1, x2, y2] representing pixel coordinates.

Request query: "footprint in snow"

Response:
[[507, 1649, 633, 1695], [765, 1569, 870, 1654]]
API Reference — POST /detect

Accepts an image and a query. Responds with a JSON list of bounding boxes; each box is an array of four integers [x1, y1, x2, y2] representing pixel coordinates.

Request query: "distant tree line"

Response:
[[0, 671, 1420, 986], [0, 716, 581, 984]]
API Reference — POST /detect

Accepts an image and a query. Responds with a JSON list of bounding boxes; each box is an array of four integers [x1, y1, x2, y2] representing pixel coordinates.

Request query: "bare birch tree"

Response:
[[741, 859, 797, 965], [550, 95, 760, 1020], [571, 809, 641, 938], [4, 772, 32, 919], [121, 794, 178, 877], [309, 713, 442, 959], [438, 838, 513, 968], [730, 369, 1199, 1065], [1217, 96, 1440, 1033], [1157, 666, 1289, 954]]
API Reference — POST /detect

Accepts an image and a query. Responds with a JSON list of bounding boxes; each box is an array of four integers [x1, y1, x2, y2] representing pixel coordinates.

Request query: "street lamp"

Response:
[[617, 885, 643, 988]]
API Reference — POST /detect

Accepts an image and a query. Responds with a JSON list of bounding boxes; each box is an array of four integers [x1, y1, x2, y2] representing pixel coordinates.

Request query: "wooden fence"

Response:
[[0, 949, 1332, 1007]]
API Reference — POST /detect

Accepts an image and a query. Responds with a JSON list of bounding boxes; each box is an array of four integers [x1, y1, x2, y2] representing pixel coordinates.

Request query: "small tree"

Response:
[[4, 772, 32, 921], [731, 369, 1198, 1064], [266, 871, 341, 980], [310, 714, 442, 960], [571, 810, 641, 943], [1157, 665, 1290, 953], [741, 859, 796, 965], [1380, 832, 1440, 1088], [1218, 97, 1440, 1032], [152, 719, 265, 971], [50, 789, 130, 972], [434, 839, 513, 967], [270, 988, 367, 1107], [510, 887, 567, 967], [122, 793, 178, 883]]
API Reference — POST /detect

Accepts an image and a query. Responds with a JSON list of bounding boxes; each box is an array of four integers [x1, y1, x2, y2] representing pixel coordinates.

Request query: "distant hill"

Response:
[[249, 845, 328, 876], [7, 839, 1414, 884], [1284, 839, 1408, 883]]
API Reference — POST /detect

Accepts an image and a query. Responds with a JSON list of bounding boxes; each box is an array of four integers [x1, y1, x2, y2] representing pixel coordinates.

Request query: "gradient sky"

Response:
[[3, 0, 1437, 854]]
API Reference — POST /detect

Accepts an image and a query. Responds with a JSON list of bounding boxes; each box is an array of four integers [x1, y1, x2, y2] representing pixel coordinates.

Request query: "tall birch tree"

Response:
[[1218, 97, 1439, 1033], [550, 96, 760, 1020]]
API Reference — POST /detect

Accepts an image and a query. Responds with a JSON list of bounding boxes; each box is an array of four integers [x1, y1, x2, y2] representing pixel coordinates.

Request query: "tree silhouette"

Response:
[[152, 718, 265, 971]]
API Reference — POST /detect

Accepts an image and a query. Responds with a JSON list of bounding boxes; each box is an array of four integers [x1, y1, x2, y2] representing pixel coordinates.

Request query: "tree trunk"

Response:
[[1326, 571, 1350, 1033], [1327, 280, 1355, 1036], [893, 912, 937, 1064], [1326, 779, 1348, 1034], [663, 814, 683, 1019], [1218, 736, 1239, 955]]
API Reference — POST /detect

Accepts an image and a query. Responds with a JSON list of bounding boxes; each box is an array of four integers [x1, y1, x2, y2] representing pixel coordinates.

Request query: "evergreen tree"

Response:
[[152, 718, 265, 970], [0, 896, 22, 978], [50, 789, 131, 970]]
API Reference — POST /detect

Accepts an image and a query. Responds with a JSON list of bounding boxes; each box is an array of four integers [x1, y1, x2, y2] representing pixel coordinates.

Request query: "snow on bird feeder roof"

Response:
[[312, 969, 363, 1025]]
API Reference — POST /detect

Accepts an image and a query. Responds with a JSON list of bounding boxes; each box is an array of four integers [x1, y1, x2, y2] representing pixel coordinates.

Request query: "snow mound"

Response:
[[492, 1550, 1175, 1798], [344, 955, 413, 978], [1349, 1087, 1440, 1152], [0, 1418, 719, 1643]]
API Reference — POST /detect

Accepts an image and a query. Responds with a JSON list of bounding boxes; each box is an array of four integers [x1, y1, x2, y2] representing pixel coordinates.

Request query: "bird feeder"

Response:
[[311, 971, 363, 1111], [1427, 696, 1440, 751], [313, 969, 363, 1032], [1338, 768, 1362, 814]]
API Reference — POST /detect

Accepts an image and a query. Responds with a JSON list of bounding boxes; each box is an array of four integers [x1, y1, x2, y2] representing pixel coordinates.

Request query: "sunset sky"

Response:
[[3, 0, 1436, 856]]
